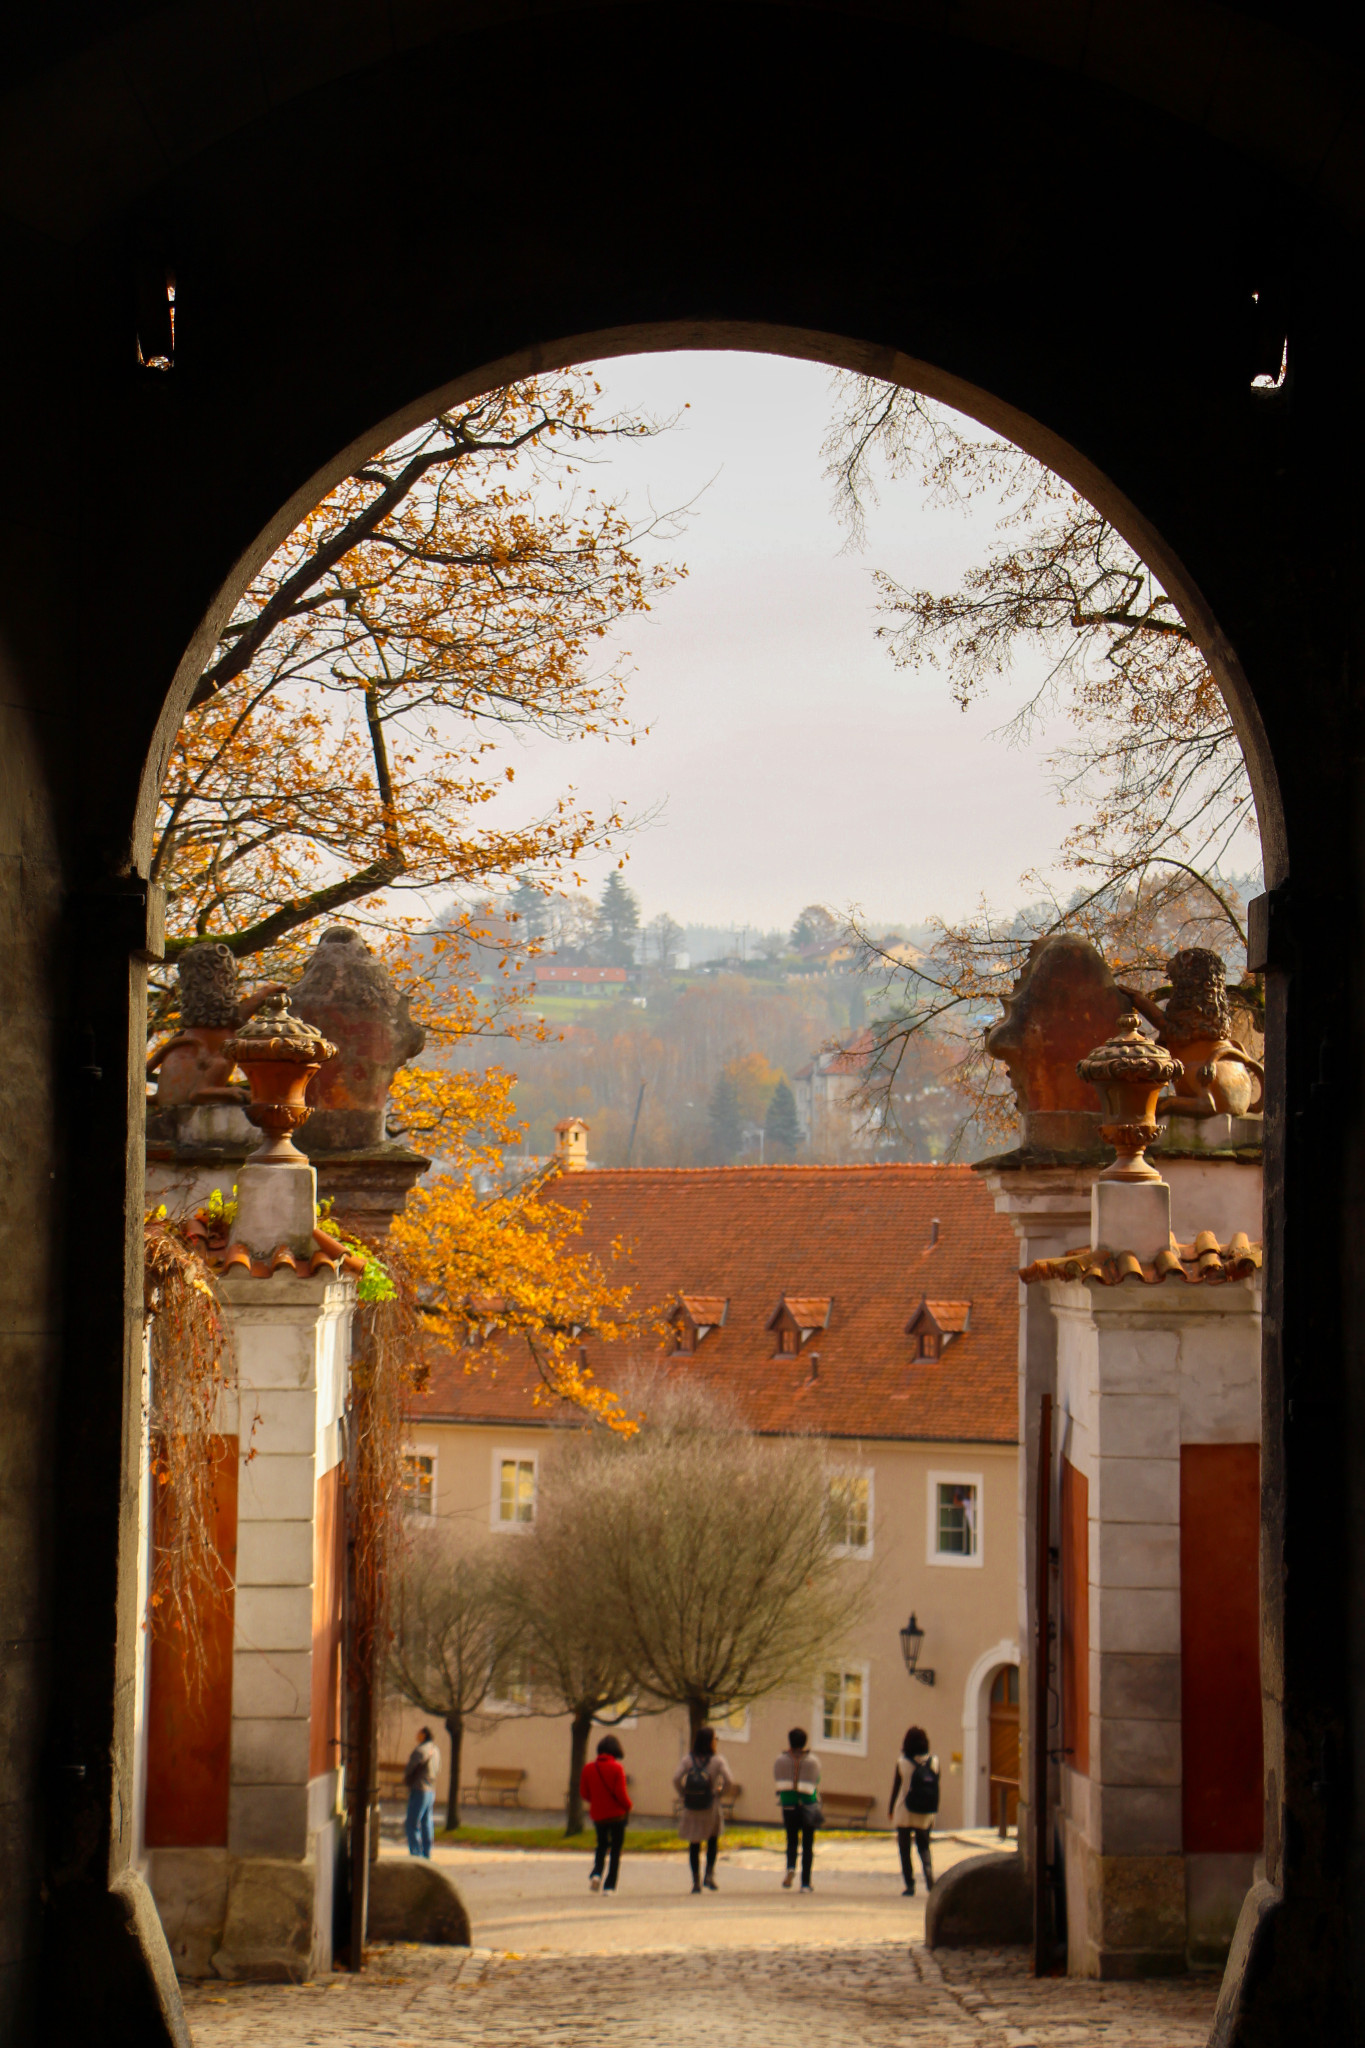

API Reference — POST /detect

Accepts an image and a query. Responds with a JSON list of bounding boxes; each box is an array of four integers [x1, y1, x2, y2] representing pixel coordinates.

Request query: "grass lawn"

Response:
[[434, 1824, 888, 1852]]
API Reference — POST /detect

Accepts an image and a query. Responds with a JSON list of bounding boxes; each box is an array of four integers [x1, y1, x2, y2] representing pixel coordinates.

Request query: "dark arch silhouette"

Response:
[[0, 10, 1356, 2043]]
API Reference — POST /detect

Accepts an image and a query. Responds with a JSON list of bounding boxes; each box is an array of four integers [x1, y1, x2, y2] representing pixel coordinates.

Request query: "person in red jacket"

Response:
[[581, 1733, 633, 1892]]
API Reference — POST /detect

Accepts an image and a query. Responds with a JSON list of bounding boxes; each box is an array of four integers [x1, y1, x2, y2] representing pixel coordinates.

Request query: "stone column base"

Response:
[[1063, 1822, 1187, 1978], [148, 1829, 343, 1983]]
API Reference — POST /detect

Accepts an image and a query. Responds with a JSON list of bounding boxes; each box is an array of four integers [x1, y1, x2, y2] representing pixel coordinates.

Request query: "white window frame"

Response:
[[402, 1444, 438, 1517], [491, 1446, 538, 1532], [816, 1661, 870, 1756], [927, 1468, 984, 1568], [828, 1465, 875, 1560]]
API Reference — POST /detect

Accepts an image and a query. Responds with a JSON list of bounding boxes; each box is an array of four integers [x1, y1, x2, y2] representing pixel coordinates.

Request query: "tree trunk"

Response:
[[566, 1708, 595, 1835], [444, 1712, 464, 1833], [687, 1696, 710, 1749]]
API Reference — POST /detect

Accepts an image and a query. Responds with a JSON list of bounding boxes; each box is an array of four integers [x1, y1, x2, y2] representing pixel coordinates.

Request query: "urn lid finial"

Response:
[[224, 992, 336, 1066], [1077, 1012, 1183, 1092]]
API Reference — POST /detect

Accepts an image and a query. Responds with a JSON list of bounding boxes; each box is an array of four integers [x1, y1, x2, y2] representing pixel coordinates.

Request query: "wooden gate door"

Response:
[[988, 1664, 1021, 1830]]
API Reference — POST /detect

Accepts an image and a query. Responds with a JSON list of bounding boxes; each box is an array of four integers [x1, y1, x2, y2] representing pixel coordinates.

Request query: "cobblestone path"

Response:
[[183, 1940, 1220, 2047]]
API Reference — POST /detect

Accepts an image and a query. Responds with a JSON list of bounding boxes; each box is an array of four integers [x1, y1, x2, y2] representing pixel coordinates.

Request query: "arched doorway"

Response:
[[5, 9, 1356, 2040], [988, 1665, 1021, 1834]]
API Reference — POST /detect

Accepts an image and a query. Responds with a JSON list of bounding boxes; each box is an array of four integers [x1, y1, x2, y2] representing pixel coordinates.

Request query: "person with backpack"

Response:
[[672, 1725, 734, 1893], [889, 1725, 940, 1895], [774, 1727, 822, 1892], [403, 1726, 441, 1859], [581, 1733, 633, 1893]]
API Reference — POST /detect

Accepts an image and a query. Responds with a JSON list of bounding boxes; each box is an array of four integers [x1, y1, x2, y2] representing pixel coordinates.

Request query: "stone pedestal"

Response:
[[979, 1162, 1099, 1866], [144, 1258, 355, 1981], [1038, 1177, 1262, 1978]]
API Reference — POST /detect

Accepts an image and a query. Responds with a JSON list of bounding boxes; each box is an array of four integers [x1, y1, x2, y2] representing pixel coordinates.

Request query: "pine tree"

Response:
[[764, 1079, 801, 1158], [708, 1072, 743, 1163], [598, 869, 641, 967]]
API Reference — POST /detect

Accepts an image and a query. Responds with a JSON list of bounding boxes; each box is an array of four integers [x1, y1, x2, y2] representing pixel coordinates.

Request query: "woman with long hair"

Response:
[[889, 1724, 940, 1895], [673, 1725, 734, 1893]]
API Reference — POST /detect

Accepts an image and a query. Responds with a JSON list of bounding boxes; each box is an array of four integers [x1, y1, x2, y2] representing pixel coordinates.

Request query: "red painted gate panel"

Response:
[[1180, 1442, 1263, 1852]]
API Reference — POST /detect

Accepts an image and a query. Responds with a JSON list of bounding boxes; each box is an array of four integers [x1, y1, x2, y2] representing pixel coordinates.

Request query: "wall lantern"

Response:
[[899, 1611, 935, 1687]]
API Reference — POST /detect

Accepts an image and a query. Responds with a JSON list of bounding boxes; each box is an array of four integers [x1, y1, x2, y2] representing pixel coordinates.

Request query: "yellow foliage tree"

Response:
[[152, 373, 682, 1419]]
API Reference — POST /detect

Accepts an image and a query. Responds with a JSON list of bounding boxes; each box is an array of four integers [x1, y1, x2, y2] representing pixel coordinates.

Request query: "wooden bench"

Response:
[[460, 1766, 527, 1808], [375, 1760, 409, 1799], [820, 1791, 878, 1828]]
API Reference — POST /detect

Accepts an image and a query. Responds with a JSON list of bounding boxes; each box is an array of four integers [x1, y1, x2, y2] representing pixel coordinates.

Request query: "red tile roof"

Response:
[[675, 1295, 729, 1326], [415, 1164, 1020, 1444], [912, 1298, 973, 1334], [768, 1295, 833, 1333]]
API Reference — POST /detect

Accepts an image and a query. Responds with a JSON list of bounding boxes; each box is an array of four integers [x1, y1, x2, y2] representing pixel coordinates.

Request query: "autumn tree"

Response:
[[150, 375, 682, 1035], [577, 1376, 857, 1744], [822, 375, 1259, 1146], [387, 1531, 526, 1832], [790, 904, 841, 954]]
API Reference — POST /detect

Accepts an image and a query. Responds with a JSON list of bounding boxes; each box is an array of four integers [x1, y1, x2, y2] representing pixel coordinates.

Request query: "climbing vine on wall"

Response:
[[143, 1209, 236, 1693]]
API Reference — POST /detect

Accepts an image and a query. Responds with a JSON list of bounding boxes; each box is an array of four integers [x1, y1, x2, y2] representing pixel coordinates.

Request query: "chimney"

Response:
[[554, 1117, 590, 1172]]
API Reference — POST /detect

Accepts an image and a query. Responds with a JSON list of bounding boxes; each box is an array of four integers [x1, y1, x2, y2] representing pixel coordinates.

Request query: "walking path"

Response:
[[181, 1836, 1221, 2047]]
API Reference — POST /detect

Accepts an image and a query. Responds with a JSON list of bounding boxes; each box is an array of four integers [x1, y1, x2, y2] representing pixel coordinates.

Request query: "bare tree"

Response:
[[822, 375, 1259, 1151], [570, 1376, 860, 1746], [500, 1482, 647, 1834], [387, 1527, 526, 1832], [645, 912, 685, 973]]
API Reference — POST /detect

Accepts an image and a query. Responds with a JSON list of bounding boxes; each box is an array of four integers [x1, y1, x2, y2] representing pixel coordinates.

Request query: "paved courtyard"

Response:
[[182, 1836, 1221, 2047]]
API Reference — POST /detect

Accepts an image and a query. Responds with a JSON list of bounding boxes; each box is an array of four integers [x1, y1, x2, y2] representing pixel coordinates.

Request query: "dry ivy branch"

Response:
[[337, 1227, 428, 1691], [143, 1211, 235, 1694]]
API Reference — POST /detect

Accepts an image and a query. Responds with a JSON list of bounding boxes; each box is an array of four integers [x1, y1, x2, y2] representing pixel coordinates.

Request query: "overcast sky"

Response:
[[474, 350, 1130, 935]]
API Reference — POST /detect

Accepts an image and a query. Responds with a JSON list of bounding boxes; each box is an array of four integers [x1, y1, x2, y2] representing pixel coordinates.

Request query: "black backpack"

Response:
[[682, 1757, 715, 1811], [909, 1758, 940, 1814]]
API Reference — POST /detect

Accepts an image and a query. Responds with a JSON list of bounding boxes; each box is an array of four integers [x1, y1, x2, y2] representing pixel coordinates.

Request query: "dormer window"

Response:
[[670, 1295, 728, 1356], [907, 1298, 971, 1359], [767, 1295, 832, 1357]]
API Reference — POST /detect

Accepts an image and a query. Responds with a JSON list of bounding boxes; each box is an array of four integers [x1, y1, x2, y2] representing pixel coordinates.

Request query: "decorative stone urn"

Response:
[[290, 926, 426, 1153], [223, 994, 337, 1165], [1077, 1013, 1184, 1183], [1120, 949, 1265, 1121], [983, 934, 1128, 1157]]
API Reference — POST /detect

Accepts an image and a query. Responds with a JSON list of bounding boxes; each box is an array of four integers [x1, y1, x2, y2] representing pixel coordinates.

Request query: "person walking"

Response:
[[581, 1733, 633, 1893], [673, 1726, 734, 1893], [890, 1725, 940, 1895], [774, 1727, 822, 1892], [403, 1725, 441, 1859]]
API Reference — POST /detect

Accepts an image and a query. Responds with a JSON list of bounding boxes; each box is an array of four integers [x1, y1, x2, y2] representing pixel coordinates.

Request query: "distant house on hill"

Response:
[[390, 1153, 1023, 1832], [529, 964, 637, 996], [794, 1026, 881, 1155]]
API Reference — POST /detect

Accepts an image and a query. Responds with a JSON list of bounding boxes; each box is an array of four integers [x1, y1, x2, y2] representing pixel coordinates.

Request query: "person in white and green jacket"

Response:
[[773, 1727, 821, 1891]]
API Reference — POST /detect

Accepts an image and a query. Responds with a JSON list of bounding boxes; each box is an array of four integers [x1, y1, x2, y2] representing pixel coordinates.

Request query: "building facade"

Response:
[[388, 1160, 1023, 1831]]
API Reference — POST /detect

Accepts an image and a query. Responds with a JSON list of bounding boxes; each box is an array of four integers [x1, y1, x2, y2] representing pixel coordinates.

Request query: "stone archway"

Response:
[[0, 10, 1359, 2043]]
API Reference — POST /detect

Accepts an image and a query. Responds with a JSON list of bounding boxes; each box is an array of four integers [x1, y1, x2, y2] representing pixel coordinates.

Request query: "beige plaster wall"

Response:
[[382, 1421, 1019, 1830]]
